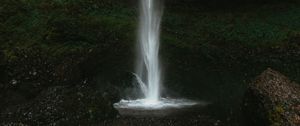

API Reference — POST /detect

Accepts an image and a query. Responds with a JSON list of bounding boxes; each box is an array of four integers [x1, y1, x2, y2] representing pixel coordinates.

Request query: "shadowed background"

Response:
[[0, 0, 299, 125]]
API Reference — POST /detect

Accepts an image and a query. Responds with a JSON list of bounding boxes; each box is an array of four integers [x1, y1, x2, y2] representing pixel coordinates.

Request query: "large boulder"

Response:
[[243, 68, 300, 126], [0, 85, 119, 125]]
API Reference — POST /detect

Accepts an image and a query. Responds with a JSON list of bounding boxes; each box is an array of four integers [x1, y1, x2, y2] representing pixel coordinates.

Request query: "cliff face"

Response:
[[243, 68, 300, 126]]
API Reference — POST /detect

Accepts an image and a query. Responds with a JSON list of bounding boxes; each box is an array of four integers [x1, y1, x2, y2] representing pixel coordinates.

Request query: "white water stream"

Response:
[[114, 0, 201, 110]]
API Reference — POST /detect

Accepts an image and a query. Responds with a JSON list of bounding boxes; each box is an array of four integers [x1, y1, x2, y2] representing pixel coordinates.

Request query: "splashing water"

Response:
[[115, 98, 205, 109]]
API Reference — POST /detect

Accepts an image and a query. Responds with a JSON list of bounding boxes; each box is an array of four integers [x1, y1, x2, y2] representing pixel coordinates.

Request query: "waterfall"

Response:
[[136, 0, 163, 101], [114, 0, 201, 110]]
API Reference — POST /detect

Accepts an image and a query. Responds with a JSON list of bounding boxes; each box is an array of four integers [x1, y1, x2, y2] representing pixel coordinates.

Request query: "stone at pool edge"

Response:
[[0, 86, 119, 125], [242, 68, 300, 126]]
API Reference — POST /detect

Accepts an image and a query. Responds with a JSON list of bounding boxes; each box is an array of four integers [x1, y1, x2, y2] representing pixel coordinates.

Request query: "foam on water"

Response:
[[114, 98, 204, 110]]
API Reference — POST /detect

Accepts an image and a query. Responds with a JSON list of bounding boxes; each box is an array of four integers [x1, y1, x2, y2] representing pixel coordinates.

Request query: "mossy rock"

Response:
[[243, 68, 300, 126]]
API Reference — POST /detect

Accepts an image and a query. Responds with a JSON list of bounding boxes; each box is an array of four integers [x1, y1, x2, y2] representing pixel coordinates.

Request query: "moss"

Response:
[[268, 105, 285, 126], [1, 0, 300, 54], [0, 0, 137, 60], [162, 2, 300, 48]]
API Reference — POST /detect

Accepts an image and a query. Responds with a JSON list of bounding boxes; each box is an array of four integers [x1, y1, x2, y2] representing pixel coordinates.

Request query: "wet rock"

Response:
[[0, 85, 119, 125], [3, 47, 96, 103], [102, 115, 220, 126], [5, 48, 58, 99], [243, 68, 300, 126]]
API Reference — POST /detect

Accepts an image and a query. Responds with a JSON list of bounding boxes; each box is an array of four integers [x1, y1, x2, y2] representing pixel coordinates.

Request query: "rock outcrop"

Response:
[[0, 86, 119, 125], [243, 68, 300, 126]]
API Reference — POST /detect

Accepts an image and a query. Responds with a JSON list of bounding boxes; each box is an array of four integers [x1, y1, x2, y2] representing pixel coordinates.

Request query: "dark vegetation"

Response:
[[0, 0, 300, 125]]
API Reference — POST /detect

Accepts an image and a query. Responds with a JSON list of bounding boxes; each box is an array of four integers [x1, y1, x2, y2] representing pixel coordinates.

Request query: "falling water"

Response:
[[136, 0, 162, 101], [113, 0, 202, 110]]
